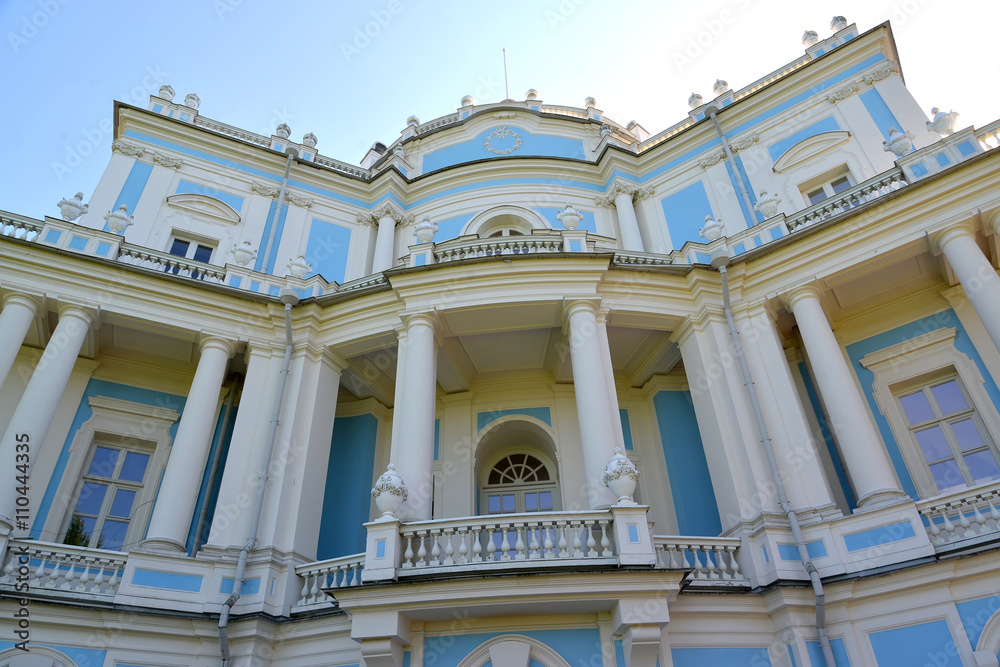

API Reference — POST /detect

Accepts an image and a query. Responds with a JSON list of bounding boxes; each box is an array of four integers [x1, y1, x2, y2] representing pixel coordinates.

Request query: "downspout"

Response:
[[706, 106, 757, 224], [260, 148, 298, 274], [193, 373, 240, 554], [713, 253, 836, 667], [219, 289, 299, 665]]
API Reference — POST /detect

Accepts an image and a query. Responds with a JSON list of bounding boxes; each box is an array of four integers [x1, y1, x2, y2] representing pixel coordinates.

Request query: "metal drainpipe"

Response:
[[260, 149, 298, 274], [219, 290, 299, 665], [715, 257, 836, 667], [193, 374, 240, 554], [706, 106, 757, 224]]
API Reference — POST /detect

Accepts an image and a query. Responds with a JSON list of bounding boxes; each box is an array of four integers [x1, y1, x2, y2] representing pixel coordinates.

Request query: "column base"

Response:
[[137, 537, 188, 554], [854, 488, 911, 513]]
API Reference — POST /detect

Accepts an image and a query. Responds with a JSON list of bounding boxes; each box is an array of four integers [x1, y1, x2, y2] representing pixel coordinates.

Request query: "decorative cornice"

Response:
[[357, 200, 413, 227], [826, 81, 858, 103], [826, 60, 900, 104], [696, 133, 757, 169], [112, 139, 144, 158], [730, 133, 758, 153], [285, 192, 314, 208], [151, 152, 183, 169], [251, 182, 280, 197], [594, 179, 654, 208], [250, 182, 312, 207]]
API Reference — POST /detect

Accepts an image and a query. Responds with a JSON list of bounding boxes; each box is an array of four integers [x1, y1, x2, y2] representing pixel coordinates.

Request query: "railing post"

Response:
[[362, 518, 403, 583], [611, 505, 657, 566]]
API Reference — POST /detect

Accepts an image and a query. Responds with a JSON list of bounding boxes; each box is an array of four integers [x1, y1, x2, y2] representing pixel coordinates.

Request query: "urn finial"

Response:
[[688, 92, 703, 109], [104, 204, 134, 235], [57, 192, 89, 221], [557, 204, 584, 231], [802, 30, 819, 46], [699, 215, 724, 242]]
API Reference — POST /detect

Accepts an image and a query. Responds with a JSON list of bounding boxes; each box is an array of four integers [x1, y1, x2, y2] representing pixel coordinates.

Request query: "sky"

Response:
[[1, 0, 997, 220]]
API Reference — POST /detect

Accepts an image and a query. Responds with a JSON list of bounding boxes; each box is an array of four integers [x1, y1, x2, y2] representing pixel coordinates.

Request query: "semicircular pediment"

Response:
[[166, 193, 241, 224], [772, 130, 852, 173]]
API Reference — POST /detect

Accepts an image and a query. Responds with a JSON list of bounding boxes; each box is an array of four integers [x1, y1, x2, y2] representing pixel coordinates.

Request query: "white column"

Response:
[[390, 313, 438, 520], [566, 300, 618, 508], [613, 191, 645, 252], [596, 312, 626, 453], [0, 293, 41, 390], [935, 226, 1000, 355], [0, 304, 93, 527], [372, 215, 399, 273], [783, 285, 905, 508], [144, 336, 235, 551]]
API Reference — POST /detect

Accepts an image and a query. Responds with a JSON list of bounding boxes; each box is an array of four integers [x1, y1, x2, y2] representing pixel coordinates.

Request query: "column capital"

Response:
[[927, 221, 977, 256], [57, 303, 97, 326], [357, 200, 413, 228], [593, 178, 655, 208], [779, 281, 824, 312], [2, 292, 43, 314], [984, 209, 1000, 237], [400, 310, 438, 331], [563, 298, 602, 321], [199, 335, 237, 358]]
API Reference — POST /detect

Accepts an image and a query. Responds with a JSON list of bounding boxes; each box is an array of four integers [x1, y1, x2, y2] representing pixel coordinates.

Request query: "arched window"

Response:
[[482, 453, 558, 514]]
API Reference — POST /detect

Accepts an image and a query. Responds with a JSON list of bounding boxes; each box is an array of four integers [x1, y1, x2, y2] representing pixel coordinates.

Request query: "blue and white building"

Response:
[[2, 16, 1000, 667]]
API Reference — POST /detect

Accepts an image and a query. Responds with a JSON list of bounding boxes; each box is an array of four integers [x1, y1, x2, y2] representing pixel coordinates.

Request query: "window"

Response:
[[804, 173, 853, 205], [485, 228, 525, 238], [482, 453, 557, 514], [168, 237, 214, 263]]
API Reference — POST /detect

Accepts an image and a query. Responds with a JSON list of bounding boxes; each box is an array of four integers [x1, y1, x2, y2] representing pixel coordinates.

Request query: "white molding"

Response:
[[166, 193, 241, 225], [773, 131, 852, 173]]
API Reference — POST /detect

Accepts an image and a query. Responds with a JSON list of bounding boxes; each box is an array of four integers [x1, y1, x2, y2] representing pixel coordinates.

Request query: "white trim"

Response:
[[455, 634, 573, 667], [773, 131, 852, 173], [166, 193, 241, 225], [463, 205, 550, 237]]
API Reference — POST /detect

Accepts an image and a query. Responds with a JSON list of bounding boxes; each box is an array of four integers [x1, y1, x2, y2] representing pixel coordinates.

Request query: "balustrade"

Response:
[[434, 235, 564, 263], [917, 481, 1000, 551], [786, 169, 907, 231], [0, 540, 126, 600], [293, 553, 365, 610], [652, 536, 746, 585]]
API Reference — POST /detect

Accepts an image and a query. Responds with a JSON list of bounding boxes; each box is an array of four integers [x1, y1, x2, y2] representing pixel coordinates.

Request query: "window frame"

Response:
[[480, 452, 560, 515], [798, 166, 855, 207], [167, 235, 215, 264]]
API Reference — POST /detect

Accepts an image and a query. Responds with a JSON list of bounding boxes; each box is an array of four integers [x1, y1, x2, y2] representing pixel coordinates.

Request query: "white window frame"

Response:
[[860, 327, 1000, 499], [167, 234, 216, 264], [480, 451, 560, 515], [798, 165, 855, 207]]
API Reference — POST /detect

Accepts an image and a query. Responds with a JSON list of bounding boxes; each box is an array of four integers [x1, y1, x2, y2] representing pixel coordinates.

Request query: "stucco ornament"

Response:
[[688, 92, 703, 109], [699, 215, 725, 242], [599, 123, 612, 139], [184, 93, 200, 109], [158, 85, 175, 101], [556, 204, 584, 231], [525, 88, 539, 101], [57, 192, 89, 221], [883, 127, 915, 157], [484, 126, 522, 155], [372, 463, 408, 518], [413, 217, 438, 244], [713, 79, 729, 96], [461, 95, 475, 107], [275, 123, 291, 140], [802, 30, 819, 46], [603, 448, 639, 505], [926, 107, 960, 136], [830, 16, 848, 31], [753, 191, 782, 219], [302, 132, 318, 148], [104, 205, 134, 235], [230, 241, 257, 266], [286, 255, 312, 279]]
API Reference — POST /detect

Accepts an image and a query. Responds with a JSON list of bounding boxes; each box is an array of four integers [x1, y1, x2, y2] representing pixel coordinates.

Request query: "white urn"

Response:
[[556, 204, 584, 231], [286, 255, 312, 279], [413, 218, 438, 244], [713, 79, 729, 97], [184, 93, 200, 109], [883, 127, 915, 157], [159, 85, 175, 101], [926, 107, 959, 136], [302, 132, 318, 148], [275, 123, 291, 139], [688, 92, 703, 109], [699, 215, 724, 242], [753, 191, 782, 219], [802, 30, 819, 46], [231, 241, 257, 267], [57, 192, 89, 221], [371, 463, 408, 518], [603, 448, 639, 505], [830, 16, 848, 31], [104, 205, 134, 235]]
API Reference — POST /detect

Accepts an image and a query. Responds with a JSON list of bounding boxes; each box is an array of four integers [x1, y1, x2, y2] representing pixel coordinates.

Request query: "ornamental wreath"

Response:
[[484, 126, 522, 155]]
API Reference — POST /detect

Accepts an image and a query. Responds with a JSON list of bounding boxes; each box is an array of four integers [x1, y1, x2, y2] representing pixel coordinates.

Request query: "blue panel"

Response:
[[268, 285, 280, 296], [627, 524, 640, 543], [958, 141, 976, 157], [806, 638, 851, 666], [762, 545, 769, 563], [434, 213, 475, 241], [477, 407, 551, 431], [724, 158, 754, 226], [305, 218, 352, 283], [376, 539, 386, 558], [798, 361, 856, 510], [733, 243, 746, 254], [845, 309, 1000, 500], [434, 418, 440, 460], [787, 644, 797, 667], [752, 236, 762, 247], [936, 153, 952, 167], [0, 643, 106, 665], [179, 112, 191, 122], [44, 229, 61, 243], [911, 163, 929, 177], [768, 117, 842, 162], [185, 403, 237, 554], [660, 181, 713, 249], [653, 391, 722, 536], [615, 639, 626, 667], [957, 595, 1000, 650], [415, 254, 427, 267], [254, 201, 289, 273], [68, 235, 88, 250], [175, 179, 245, 213], [95, 241, 112, 256], [769, 227, 784, 239], [404, 652, 412, 667], [229, 276, 242, 288], [735, 155, 763, 223], [249, 280, 261, 292], [869, 620, 958, 666], [859, 89, 903, 142], [423, 629, 602, 667], [132, 568, 203, 592], [423, 126, 586, 172], [220, 576, 260, 595], [32, 380, 186, 539], [536, 207, 597, 233], [570, 240, 582, 252], [620, 409, 634, 450], [672, 647, 772, 666], [109, 161, 154, 230], [152, 104, 163, 113], [843, 520, 915, 552], [695, 253, 712, 265], [777, 540, 827, 561], [318, 414, 379, 559]]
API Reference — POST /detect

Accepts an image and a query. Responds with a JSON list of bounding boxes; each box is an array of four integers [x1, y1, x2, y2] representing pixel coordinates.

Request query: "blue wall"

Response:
[[798, 361, 857, 511], [106, 161, 153, 231], [423, 126, 585, 172], [653, 391, 722, 536], [185, 403, 237, 553], [254, 201, 289, 274], [175, 179, 245, 212], [423, 629, 601, 667], [0, 642, 106, 666], [671, 647, 771, 666], [859, 88, 903, 142], [317, 413, 379, 559], [660, 181, 714, 249], [868, 619, 959, 666], [304, 218, 352, 284], [957, 595, 1000, 651]]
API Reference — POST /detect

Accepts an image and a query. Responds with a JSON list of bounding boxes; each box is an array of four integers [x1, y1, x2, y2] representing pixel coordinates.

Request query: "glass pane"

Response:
[[525, 493, 538, 511], [951, 419, 984, 452], [539, 491, 553, 511], [76, 516, 97, 545], [109, 489, 136, 518], [193, 245, 212, 263], [916, 426, 951, 462], [74, 482, 107, 515], [929, 459, 965, 493], [101, 519, 129, 551], [900, 391, 934, 425], [964, 451, 1000, 484], [488, 469, 502, 485], [931, 381, 968, 415], [488, 496, 501, 514], [119, 452, 150, 482], [807, 189, 827, 205], [88, 447, 119, 477], [501, 494, 515, 513], [830, 176, 851, 194], [169, 239, 190, 257]]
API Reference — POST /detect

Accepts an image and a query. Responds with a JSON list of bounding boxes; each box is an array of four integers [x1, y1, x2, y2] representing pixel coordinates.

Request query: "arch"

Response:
[[0, 646, 78, 667], [165, 193, 241, 224], [772, 130, 852, 173], [977, 607, 1000, 656], [474, 415, 559, 476], [474, 416, 561, 514], [463, 205, 550, 238], [456, 634, 573, 667]]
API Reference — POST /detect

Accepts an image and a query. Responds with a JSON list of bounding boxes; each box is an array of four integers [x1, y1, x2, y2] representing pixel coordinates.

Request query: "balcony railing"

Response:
[[916, 480, 1000, 552], [433, 233, 565, 263], [0, 540, 127, 602], [1, 211, 42, 241], [118, 243, 227, 283], [653, 536, 748, 587], [293, 552, 365, 612], [785, 167, 908, 231]]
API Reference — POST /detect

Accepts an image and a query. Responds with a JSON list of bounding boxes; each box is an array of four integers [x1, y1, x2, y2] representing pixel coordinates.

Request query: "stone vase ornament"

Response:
[[57, 192, 89, 221], [688, 92, 703, 109], [287, 255, 312, 279], [699, 215, 724, 242], [713, 79, 729, 97], [371, 463, 408, 519], [926, 108, 959, 136], [159, 85, 175, 101], [753, 191, 782, 219], [557, 204, 584, 231], [883, 127, 916, 157], [802, 30, 819, 46], [231, 241, 257, 267], [276, 123, 291, 139], [104, 205, 134, 235], [603, 448, 639, 505], [413, 218, 438, 244], [302, 132, 318, 148], [184, 93, 200, 109], [830, 16, 848, 31]]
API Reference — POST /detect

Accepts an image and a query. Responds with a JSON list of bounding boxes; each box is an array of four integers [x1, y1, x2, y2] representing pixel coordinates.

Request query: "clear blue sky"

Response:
[[2, 0, 996, 219]]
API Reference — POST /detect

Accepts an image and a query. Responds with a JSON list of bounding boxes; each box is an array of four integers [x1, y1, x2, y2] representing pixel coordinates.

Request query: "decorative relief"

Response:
[[862, 60, 899, 85], [594, 179, 655, 207], [696, 133, 757, 169], [484, 126, 522, 155], [730, 133, 758, 153], [112, 139, 144, 158], [251, 182, 281, 197], [357, 200, 413, 227], [285, 192, 314, 208], [826, 82, 858, 103], [151, 152, 183, 168]]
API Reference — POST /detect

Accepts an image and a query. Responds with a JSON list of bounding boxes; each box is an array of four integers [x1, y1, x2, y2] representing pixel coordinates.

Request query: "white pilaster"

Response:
[[0, 293, 41, 391], [783, 284, 905, 509], [613, 192, 645, 252], [144, 335, 235, 552], [372, 215, 397, 273], [933, 226, 1000, 356]]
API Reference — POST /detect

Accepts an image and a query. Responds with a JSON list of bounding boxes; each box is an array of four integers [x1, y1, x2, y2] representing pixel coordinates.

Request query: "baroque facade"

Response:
[[2, 17, 1000, 667]]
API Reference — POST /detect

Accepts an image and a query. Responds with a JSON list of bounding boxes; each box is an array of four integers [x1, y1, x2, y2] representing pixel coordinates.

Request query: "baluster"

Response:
[[988, 498, 1000, 526], [925, 512, 942, 543], [299, 573, 310, 603], [443, 529, 455, 566], [542, 524, 555, 559], [458, 530, 469, 564], [472, 528, 483, 563], [973, 505, 987, 535], [2, 549, 16, 580], [557, 522, 569, 558], [940, 512, 957, 542], [714, 547, 730, 580], [108, 565, 120, 591], [32, 552, 48, 584], [348, 565, 358, 587], [93, 560, 107, 593], [600, 521, 612, 557], [429, 530, 442, 566], [486, 526, 497, 562], [309, 572, 321, 602], [678, 544, 691, 570], [500, 525, 512, 561], [76, 559, 93, 592], [585, 522, 597, 558], [60, 557, 78, 591], [726, 546, 743, 579], [528, 524, 540, 559], [572, 522, 584, 558], [403, 533, 415, 568], [416, 531, 428, 567], [515, 526, 526, 560], [690, 547, 705, 580], [955, 503, 972, 537]]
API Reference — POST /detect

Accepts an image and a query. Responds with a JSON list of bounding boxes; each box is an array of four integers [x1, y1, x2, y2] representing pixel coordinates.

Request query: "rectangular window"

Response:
[[799, 167, 855, 208]]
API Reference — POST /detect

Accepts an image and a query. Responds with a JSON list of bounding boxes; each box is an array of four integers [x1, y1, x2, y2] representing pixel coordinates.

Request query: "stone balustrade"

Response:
[[786, 168, 908, 231], [652, 536, 748, 587], [0, 540, 127, 601], [118, 244, 227, 283], [917, 480, 1000, 552], [433, 233, 565, 263], [0, 212, 42, 241], [293, 553, 366, 611]]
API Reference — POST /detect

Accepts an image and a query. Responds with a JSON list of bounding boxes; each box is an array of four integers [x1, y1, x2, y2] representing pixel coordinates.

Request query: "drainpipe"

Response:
[[260, 148, 298, 274], [712, 252, 836, 667], [193, 373, 240, 554], [219, 289, 299, 665], [706, 106, 757, 225]]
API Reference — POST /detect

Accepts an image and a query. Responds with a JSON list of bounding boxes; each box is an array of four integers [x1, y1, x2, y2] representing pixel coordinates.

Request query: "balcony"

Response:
[[0, 539, 127, 604], [916, 480, 1000, 553]]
